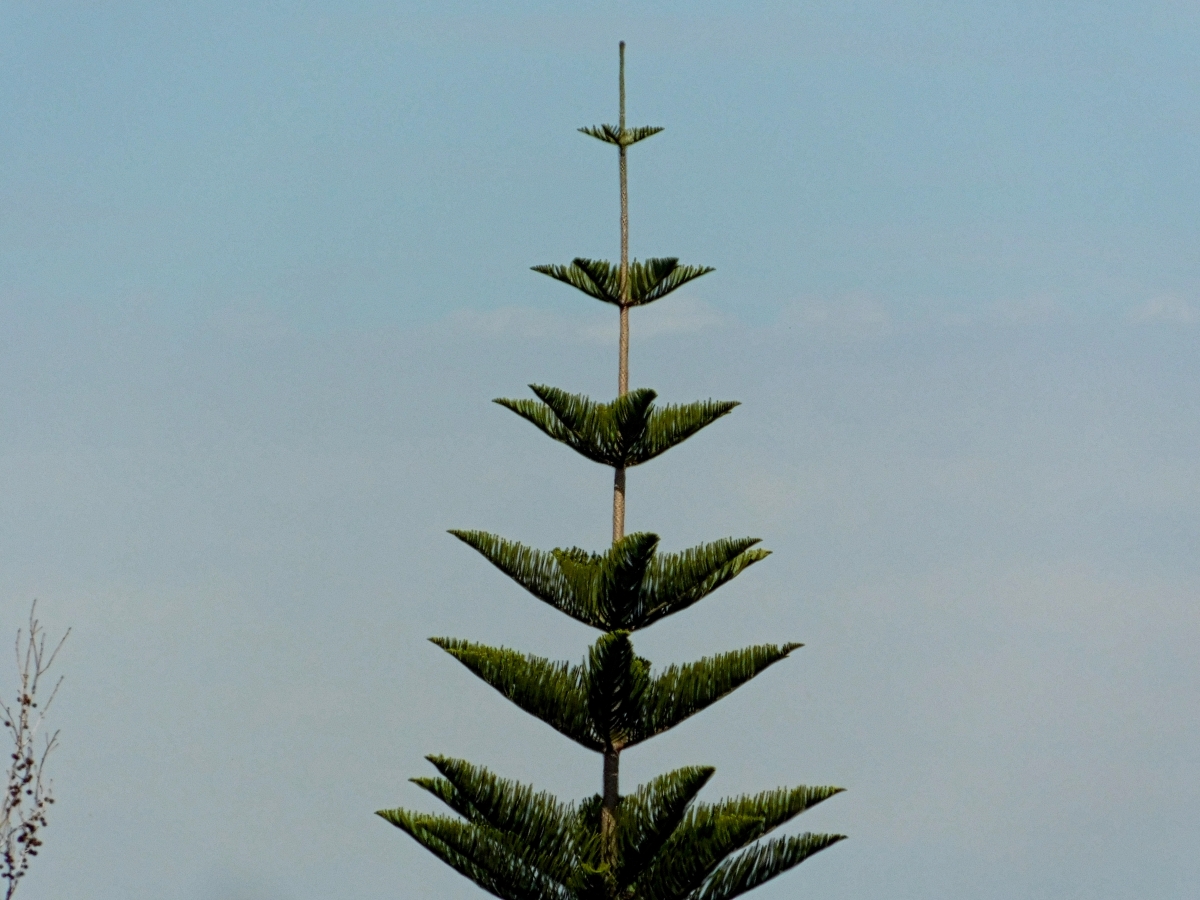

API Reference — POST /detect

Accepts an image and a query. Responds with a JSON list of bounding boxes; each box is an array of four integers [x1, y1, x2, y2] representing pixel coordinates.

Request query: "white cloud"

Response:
[[988, 292, 1059, 324], [448, 305, 605, 342], [580, 297, 727, 342], [938, 293, 1061, 328], [1131, 294, 1199, 325], [777, 294, 892, 336], [449, 297, 727, 344]]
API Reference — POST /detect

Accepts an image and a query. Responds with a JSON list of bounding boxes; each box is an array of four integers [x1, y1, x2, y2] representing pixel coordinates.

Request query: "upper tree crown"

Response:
[[533, 258, 714, 308], [579, 123, 664, 147]]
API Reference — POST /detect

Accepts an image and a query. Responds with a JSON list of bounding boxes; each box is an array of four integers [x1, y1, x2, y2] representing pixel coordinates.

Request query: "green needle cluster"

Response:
[[378, 42, 845, 900]]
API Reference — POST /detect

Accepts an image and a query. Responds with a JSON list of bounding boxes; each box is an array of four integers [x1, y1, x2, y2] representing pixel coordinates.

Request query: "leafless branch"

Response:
[[0, 601, 68, 900]]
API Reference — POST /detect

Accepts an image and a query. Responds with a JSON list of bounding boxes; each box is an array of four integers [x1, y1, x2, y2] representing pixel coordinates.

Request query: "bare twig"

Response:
[[0, 601, 68, 900]]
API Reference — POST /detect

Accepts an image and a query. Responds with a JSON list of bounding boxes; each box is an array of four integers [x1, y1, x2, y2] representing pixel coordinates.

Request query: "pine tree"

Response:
[[378, 43, 845, 900]]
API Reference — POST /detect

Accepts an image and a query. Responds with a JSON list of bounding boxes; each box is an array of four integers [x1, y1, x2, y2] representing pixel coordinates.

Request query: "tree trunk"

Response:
[[600, 745, 621, 863], [612, 467, 626, 543], [604, 41, 631, 871]]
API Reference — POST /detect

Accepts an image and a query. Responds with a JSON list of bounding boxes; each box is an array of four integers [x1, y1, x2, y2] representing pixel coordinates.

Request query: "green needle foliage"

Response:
[[579, 123, 665, 147], [378, 42, 845, 900], [495, 385, 738, 469], [447, 531, 769, 631], [532, 258, 714, 308], [428, 636, 801, 752]]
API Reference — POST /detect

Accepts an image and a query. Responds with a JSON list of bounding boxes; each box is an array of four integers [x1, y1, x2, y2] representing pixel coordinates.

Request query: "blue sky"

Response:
[[1, 3, 1198, 899]]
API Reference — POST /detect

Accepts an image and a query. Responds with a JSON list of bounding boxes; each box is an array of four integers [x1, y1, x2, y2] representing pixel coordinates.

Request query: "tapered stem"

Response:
[[612, 40, 630, 547], [604, 40, 630, 862], [618, 69, 629, 398], [612, 41, 630, 544]]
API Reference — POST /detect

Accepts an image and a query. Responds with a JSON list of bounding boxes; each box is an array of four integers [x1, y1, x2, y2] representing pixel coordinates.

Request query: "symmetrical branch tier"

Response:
[[384, 757, 843, 900], [496, 386, 738, 469], [429, 636, 801, 752], [533, 258, 713, 308], [449, 530, 770, 632]]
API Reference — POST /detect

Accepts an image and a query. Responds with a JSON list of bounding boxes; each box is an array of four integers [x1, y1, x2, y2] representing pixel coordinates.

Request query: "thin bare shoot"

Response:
[[1, 602, 68, 900]]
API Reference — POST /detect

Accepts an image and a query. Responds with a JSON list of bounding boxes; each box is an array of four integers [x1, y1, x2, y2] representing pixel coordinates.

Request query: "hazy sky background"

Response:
[[2, 2, 1198, 899]]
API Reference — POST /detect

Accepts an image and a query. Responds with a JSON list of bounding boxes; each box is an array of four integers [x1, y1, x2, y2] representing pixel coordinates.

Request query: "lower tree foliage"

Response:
[[381, 759, 842, 900], [378, 43, 844, 899]]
